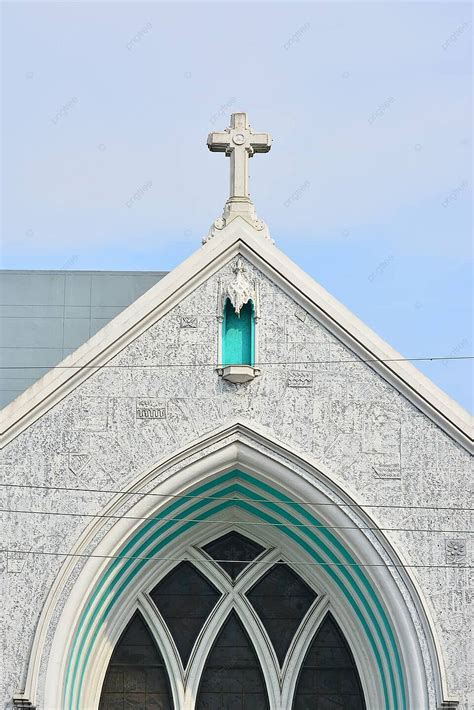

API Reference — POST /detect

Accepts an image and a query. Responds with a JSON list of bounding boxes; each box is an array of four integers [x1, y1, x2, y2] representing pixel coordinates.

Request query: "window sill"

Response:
[[218, 365, 260, 383]]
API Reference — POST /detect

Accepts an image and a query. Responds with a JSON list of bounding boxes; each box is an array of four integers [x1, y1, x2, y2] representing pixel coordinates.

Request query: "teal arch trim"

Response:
[[222, 298, 255, 366], [64, 475, 401, 709], [63, 471, 406, 710]]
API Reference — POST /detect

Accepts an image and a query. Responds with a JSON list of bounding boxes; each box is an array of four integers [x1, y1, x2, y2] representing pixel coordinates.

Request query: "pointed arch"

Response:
[[202, 530, 265, 579], [196, 610, 270, 710], [98, 611, 173, 709], [149, 561, 221, 668], [246, 562, 317, 666], [61, 470, 402, 709], [292, 611, 366, 709], [25, 423, 453, 709]]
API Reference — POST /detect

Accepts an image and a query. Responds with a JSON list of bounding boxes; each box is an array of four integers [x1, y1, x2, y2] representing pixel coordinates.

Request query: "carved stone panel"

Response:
[[136, 398, 167, 420], [362, 404, 401, 478], [445, 539, 467, 565], [180, 316, 198, 329], [7, 551, 29, 574], [288, 371, 313, 388], [68, 453, 91, 475]]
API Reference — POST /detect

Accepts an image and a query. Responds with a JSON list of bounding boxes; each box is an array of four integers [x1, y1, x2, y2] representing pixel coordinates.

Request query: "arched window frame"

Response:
[[35, 434, 445, 710], [97, 524, 368, 710]]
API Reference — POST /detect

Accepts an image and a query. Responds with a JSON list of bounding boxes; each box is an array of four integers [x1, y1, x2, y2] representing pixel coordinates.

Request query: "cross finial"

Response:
[[203, 112, 273, 244], [208, 113, 272, 202]]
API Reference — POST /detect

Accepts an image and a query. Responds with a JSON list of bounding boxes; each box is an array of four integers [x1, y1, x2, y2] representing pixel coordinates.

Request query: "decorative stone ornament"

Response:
[[7, 550, 29, 574], [445, 539, 466, 564], [68, 452, 91, 475], [221, 258, 257, 315], [218, 364, 258, 384], [203, 112, 273, 243]]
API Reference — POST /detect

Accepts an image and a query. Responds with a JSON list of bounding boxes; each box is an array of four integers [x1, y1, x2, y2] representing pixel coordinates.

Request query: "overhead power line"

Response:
[[1, 355, 472, 369], [1, 548, 471, 571], [1, 506, 472, 535], [1, 481, 473, 512]]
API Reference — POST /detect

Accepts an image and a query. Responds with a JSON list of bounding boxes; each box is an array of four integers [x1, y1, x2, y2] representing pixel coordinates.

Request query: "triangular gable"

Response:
[[1, 218, 472, 450]]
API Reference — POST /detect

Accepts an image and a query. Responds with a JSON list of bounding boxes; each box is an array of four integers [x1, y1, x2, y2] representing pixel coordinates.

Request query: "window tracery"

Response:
[[99, 531, 366, 710]]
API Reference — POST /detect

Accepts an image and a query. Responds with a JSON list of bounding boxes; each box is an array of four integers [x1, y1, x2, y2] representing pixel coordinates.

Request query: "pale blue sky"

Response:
[[1, 1, 472, 411]]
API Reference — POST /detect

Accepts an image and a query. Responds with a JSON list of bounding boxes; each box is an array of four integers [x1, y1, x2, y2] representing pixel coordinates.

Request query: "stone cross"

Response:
[[203, 112, 273, 243], [207, 113, 272, 203]]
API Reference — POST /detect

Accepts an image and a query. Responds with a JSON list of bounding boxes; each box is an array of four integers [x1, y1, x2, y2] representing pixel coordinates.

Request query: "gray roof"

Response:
[[0, 270, 167, 408]]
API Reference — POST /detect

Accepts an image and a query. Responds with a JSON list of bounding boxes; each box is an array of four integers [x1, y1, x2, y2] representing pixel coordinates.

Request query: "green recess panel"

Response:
[[222, 299, 254, 366]]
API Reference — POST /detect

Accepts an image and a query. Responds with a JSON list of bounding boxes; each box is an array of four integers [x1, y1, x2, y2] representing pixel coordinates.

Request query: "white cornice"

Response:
[[1, 218, 472, 450]]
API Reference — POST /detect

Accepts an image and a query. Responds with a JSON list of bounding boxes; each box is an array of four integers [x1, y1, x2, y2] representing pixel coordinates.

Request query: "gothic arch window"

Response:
[[292, 613, 366, 709], [149, 561, 221, 667], [196, 611, 269, 710], [98, 531, 367, 709], [98, 611, 173, 709], [202, 529, 265, 579], [247, 563, 317, 666]]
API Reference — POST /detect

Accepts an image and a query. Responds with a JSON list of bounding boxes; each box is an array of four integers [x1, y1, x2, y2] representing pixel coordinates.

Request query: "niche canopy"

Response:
[[204, 112, 273, 243]]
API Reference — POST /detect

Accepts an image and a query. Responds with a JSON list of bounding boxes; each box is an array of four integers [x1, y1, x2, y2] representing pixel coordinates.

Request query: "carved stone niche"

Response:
[[216, 258, 260, 384]]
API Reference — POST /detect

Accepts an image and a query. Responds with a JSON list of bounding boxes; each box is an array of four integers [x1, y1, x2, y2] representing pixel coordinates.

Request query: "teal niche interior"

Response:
[[217, 258, 260, 383], [222, 297, 255, 367], [219, 297, 258, 382]]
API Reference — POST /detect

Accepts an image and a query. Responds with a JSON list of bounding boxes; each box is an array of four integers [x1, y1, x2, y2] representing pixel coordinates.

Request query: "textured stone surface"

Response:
[[1, 255, 472, 708]]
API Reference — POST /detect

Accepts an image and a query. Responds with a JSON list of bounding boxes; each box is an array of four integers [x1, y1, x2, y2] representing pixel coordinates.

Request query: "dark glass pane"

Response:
[[150, 561, 220, 667], [99, 611, 173, 710], [202, 531, 265, 580], [247, 564, 316, 666], [292, 613, 366, 710], [196, 611, 269, 710]]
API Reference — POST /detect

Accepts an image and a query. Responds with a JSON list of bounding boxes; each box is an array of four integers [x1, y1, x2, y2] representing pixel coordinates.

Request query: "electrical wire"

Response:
[[1, 506, 472, 535], [1, 355, 472, 369], [1, 481, 472, 512], [1, 547, 471, 570]]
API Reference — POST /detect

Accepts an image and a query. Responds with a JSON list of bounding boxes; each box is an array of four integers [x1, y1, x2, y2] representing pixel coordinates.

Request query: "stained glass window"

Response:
[[150, 561, 221, 667], [98, 612, 173, 710], [247, 563, 316, 665], [203, 531, 265, 579], [99, 536, 366, 710], [196, 611, 269, 710], [292, 613, 366, 709]]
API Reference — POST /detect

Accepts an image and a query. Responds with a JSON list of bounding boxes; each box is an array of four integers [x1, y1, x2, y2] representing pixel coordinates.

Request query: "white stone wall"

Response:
[[1, 255, 472, 708]]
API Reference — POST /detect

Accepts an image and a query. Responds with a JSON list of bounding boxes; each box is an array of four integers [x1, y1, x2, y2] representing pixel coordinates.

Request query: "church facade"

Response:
[[1, 114, 472, 710]]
